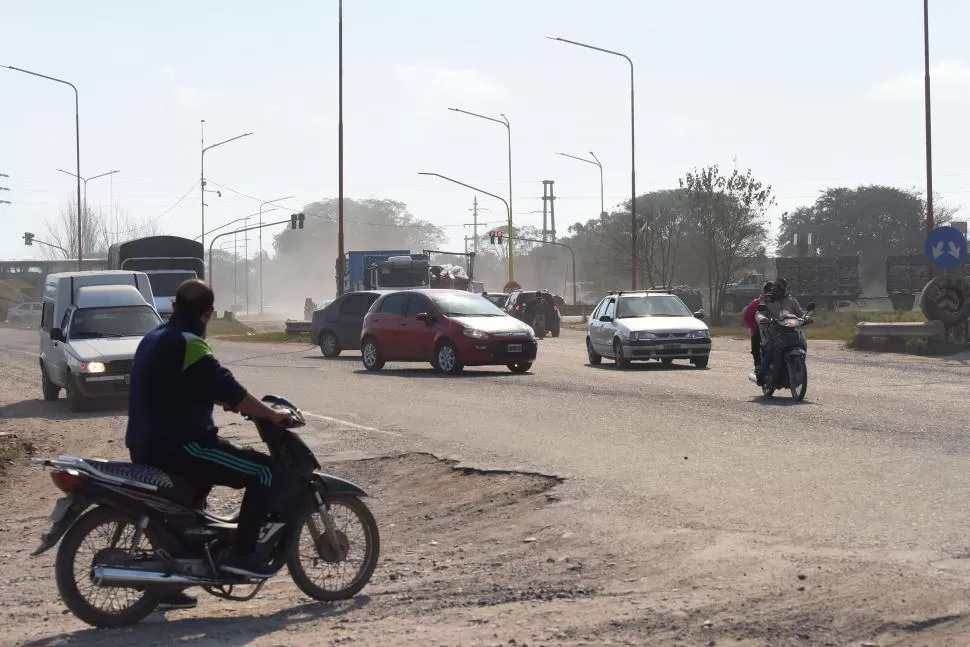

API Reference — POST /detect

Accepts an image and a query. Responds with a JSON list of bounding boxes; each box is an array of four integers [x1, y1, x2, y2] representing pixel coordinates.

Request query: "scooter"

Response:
[[757, 302, 815, 401]]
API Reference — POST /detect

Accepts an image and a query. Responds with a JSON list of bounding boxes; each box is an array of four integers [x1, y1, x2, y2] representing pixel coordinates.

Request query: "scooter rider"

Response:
[[754, 278, 806, 386], [743, 281, 772, 373]]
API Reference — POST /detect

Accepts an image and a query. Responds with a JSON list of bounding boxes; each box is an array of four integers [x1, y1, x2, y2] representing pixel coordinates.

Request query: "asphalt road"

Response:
[[7, 325, 970, 560]]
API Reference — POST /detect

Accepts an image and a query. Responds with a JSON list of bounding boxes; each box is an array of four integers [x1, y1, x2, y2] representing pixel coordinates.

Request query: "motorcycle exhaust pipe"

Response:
[[92, 565, 216, 588]]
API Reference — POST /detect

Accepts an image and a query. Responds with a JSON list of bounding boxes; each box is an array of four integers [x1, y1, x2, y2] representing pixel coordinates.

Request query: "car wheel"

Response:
[[691, 356, 710, 369], [586, 338, 602, 365], [434, 340, 463, 375], [65, 376, 87, 412], [41, 362, 60, 402], [613, 340, 630, 369], [360, 338, 385, 371], [507, 362, 531, 373], [319, 331, 341, 358], [661, 358, 674, 367]]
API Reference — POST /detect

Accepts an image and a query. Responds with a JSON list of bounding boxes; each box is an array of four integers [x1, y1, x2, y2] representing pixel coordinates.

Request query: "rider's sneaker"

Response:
[[747, 373, 758, 384], [157, 591, 197, 610], [220, 553, 277, 579]]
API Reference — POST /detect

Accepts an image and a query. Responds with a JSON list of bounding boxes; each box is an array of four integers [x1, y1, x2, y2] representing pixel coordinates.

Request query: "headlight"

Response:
[[686, 330, 710, 339], [462, 328, 488, 339], [630, 331, 657, 341], [69, 356, 106, 373]]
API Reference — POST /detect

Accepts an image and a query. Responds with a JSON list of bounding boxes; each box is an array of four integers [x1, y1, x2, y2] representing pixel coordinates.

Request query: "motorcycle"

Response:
[[30, 395, 380, 628], [531, 311, 548, 339], [758, 302, 815, 401]]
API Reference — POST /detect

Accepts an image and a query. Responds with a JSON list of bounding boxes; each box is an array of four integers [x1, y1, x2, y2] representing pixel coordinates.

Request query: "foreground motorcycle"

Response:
[[759, 302, 815, 401], [31, 395, 380, 628], [532, 312, 548, 339]]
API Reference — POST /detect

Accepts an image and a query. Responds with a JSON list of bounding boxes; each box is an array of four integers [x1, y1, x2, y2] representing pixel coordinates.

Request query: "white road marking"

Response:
[[4, 348, 39, 357], [302, 411, 402, 436]]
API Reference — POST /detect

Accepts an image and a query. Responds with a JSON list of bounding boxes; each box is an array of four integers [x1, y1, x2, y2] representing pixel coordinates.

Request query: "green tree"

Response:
[[680, 165, 772, 321], [775, 185, 954, 284]]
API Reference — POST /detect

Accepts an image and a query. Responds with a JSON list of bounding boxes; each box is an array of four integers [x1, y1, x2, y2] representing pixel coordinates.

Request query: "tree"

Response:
[[43, 197, 160, 259], [680, 165, 772, 321], [775, 185, 955, 285], [636, 189, 690, 288], [270, 197, 447, 300]]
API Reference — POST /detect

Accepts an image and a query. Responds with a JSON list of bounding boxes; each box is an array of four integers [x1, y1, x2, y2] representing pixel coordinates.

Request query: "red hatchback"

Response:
[[360, 289, 538, 375]]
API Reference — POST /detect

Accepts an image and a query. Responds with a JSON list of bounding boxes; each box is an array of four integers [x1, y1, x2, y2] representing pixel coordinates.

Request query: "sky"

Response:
[[3, 0, 970, 262]]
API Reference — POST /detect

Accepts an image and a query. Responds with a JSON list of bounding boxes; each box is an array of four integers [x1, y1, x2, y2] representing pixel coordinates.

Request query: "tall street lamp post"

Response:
[[448, 108, 512, 241], [419, 171, 514, 281], [258, 195, 295, 314], [556, 151, 604, 217], [4, 65, 82, 268], [200, 120, 252, 250], [56, 169, 119, 254], [547, 38, 638, 289]]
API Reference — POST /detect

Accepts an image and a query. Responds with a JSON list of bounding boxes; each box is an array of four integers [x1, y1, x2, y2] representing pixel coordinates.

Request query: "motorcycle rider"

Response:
[[754, 278, 806, 386], [126, 279, 293, 610]]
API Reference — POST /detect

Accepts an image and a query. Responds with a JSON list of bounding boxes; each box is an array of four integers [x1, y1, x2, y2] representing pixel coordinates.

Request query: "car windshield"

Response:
[[432, 293, 505, 317], [616, 295, 692, 318], [147, 271, 197, 297], [68, 305, 161, 339]]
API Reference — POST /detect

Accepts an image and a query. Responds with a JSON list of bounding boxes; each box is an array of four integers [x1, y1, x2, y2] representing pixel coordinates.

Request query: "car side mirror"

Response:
[[599, 315, 613, 323], [50, 328, 64, 342], [806, 301, 816, 312], [416, 312, 435, 324], [693, 309, 705, 320]]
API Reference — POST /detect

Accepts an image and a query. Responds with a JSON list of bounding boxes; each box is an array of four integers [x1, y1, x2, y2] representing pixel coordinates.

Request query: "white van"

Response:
[[40, 271, 162, 411]]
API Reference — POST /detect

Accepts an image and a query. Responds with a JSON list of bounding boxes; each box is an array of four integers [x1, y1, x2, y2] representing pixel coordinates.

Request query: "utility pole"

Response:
[[470, 196, 479, 254], [541, 180, 556, 242], [923, 0, 935, 278]]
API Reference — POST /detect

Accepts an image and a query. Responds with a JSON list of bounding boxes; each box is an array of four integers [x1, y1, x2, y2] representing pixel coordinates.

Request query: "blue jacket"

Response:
[[126, 313, 247, 463]]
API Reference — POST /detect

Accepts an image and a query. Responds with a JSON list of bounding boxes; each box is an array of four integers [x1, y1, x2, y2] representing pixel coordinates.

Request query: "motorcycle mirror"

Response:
[[806, 301, 816, 312]]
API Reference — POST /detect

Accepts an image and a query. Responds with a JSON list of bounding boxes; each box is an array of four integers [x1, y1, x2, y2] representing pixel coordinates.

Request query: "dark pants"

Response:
[[759, 339, 776, 380], [749, 332, 761, 369], [149, 438, 275, 556]]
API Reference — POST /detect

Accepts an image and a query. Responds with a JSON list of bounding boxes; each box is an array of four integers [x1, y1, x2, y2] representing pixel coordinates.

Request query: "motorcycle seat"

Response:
[[86, 459, 177, 490]]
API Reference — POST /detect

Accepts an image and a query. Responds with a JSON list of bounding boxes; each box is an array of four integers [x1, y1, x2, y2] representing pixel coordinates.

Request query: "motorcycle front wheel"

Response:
[[286, 494, 380, 601], [788, 356, 808, 401]]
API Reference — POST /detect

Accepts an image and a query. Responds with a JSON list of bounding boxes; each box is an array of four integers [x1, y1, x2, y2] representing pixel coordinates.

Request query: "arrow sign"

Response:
[[925, 226, 968, 269]]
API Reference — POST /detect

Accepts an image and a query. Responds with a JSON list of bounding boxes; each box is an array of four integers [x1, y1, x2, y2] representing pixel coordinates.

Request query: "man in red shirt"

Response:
[[743, 282, 772, 373]]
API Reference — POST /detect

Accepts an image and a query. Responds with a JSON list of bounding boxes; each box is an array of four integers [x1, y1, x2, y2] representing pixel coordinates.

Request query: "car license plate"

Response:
[[49, 497, 73, 523], [123, 374, 130, 385], [507, 344, 522, 353], [663, 344, 678, 351]]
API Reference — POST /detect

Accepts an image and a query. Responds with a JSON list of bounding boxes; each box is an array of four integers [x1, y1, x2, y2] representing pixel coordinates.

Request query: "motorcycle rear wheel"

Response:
[[54, 506, 161, 628], [287, 494, 380, 601]]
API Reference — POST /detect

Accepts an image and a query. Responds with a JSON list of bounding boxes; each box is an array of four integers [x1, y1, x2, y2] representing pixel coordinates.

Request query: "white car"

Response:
[[586, 290, 711, 369]]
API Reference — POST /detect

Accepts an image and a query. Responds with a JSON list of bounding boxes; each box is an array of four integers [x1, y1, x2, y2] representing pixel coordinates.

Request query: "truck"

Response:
[[337, 249, 476, 293], [108, 236, 205, 317], [774, 255, 862, 310], [885, 254, 970, 311]]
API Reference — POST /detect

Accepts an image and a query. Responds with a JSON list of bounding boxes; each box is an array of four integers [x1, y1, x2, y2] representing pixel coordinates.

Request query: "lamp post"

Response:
[[258, 195, 295, 314], [448, 108, 512, 237], [4, 65, 82, 269], [547, 38, 637, 289], [556, 151, 604, 217], [337, 0, 346, 296], [56, 169, 119, 253], [200, 120, 252, 249], [419, 171, 514, 281], [923, 0, 935, 278]]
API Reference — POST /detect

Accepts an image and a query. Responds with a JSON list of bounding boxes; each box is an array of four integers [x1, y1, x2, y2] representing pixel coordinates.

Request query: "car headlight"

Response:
[[462, 328, 488, 339], [686, 330, 710, 339], [630, 331, 657, 341], [69, 356, 106, 373]]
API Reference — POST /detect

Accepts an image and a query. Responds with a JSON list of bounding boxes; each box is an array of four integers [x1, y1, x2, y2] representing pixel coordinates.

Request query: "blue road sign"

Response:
[[925, 225, 968, 269]]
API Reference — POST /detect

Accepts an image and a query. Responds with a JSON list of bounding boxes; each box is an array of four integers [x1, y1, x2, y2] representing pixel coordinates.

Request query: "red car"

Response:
[[360, 289, 538, 375]]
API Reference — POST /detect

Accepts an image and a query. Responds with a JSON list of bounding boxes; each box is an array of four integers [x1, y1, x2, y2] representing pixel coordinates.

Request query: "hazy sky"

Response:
[[3, 0, 969, 262]]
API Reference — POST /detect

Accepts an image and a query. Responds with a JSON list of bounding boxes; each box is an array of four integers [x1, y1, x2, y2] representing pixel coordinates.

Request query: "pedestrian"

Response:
[[743, 282, 772, 374]]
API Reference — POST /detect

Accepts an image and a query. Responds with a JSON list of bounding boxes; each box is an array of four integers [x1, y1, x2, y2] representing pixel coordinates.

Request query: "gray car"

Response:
[[310, 290, 386, 357], [586, 290, 711, 369]]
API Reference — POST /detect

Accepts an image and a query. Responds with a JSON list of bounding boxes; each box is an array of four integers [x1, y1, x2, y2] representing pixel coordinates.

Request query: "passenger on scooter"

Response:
[[126, 279, 293, 595], [743, 282, 772, 372], [754, 278, 806, 386]]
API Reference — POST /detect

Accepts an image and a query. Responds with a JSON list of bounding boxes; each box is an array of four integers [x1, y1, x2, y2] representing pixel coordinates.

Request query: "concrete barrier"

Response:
[[284, 320, 312, 336], [856, 320, 945, 339]]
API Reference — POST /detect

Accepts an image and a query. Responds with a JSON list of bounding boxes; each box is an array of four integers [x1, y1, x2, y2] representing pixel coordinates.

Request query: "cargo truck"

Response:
[[108, 236, 205, 317]]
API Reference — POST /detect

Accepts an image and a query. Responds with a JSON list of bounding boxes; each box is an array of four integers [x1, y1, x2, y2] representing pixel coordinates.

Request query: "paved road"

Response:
[[7, 326, 970, 558]]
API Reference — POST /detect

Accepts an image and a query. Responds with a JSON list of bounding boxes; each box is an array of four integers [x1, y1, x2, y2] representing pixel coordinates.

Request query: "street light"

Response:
[[418, 171, 514, 282], [4, 65, 82, 269], [556, 151, 604, 217], [56, 169, 119, 252], [448, 108, 512, 238], [258, 195, 295, 314], [200, 120, 252, 249], [923, 0, 935, 279], [547, 37, 638, 289]]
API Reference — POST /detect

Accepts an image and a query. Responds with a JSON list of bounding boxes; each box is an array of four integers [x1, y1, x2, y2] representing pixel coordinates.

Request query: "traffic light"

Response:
[[290, 212, 305, 229], [23, 232, 33, 246], [488, 230, 496, 244], [496, 230, 504, 245], [487, 230, 504, 245]]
